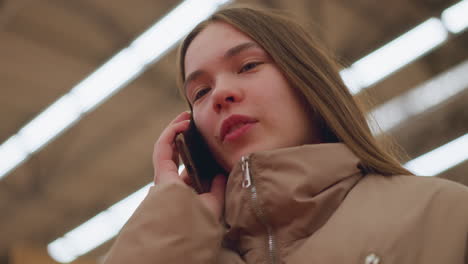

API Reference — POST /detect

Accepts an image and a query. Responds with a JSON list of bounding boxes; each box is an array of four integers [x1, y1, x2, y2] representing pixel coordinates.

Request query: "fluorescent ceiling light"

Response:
[[341, 18, 448, 94], [71, 0, 230, 113], [0, 136, 29, 177], [343, 1, 468, 93], [69, 49, 145, 113], [442, 0, 468, 34], [0, 0, 231, 181], [0, 94, 82, 178], [405, 134, 468, 176], [339, 68, 362, 94], [369, 59, 468, 132], [17, 94, 82, 153], [48, 183, 152, 263]]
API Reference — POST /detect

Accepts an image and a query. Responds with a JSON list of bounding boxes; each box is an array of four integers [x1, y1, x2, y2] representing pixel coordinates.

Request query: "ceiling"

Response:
[[1, 0, 467, 263]]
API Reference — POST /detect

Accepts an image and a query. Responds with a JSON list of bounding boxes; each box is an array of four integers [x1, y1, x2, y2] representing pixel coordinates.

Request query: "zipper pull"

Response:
[[241, 156, 252, 188]]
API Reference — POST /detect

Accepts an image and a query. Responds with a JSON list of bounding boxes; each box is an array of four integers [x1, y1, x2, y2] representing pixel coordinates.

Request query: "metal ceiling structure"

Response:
[[0, 0, 467, 263]]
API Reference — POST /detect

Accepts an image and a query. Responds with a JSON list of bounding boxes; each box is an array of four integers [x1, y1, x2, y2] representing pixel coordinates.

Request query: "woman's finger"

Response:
[[153, 120, 190, 171], [153, 119, 190, 164], [199, 174, 227, 219], [169, 111, 191, 125], [179, 168, 192, 187], [153, 113, 191, 184]]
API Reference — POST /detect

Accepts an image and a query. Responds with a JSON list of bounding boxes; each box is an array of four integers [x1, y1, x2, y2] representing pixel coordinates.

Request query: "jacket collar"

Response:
[[222, 143, 363, 258]]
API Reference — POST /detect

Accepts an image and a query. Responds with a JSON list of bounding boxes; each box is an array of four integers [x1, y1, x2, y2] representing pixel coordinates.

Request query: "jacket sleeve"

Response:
[[465, 234, 467, 264], [103, 182, 223, 264]]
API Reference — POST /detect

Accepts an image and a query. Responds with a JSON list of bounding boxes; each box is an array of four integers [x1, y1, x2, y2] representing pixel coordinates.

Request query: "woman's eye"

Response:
[[193, 87, 211, 102], [239, 62, 262, 73]]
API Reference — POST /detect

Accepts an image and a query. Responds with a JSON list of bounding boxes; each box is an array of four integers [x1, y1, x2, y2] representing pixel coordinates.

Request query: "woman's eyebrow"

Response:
[[224, 42, 260, 59], [184, 42, 261, 92], [184, 70, 205, 92]]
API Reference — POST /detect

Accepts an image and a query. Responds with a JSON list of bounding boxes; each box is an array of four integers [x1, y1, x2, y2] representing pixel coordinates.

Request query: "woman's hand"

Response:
[[152, 111, 227, 220]]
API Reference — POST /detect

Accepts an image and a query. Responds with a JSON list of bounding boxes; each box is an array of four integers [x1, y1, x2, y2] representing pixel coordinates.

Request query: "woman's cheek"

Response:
[[194, 112, 214, 145]]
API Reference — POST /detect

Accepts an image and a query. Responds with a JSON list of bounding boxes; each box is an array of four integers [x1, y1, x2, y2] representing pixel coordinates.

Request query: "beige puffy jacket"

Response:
[[104, 143, 468, 264]]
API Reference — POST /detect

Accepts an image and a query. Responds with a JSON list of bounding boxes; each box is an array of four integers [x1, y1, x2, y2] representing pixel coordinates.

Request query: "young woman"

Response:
[[104, 6, 468, 264]]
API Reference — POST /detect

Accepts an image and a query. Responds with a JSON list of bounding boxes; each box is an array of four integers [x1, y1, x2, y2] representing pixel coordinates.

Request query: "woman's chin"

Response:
[[220, 145, 263, 171], [218, 136, 287, 171]]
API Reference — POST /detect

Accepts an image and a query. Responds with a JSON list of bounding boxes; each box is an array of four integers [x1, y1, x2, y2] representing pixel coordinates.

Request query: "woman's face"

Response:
[[184, 22, 322, 171]]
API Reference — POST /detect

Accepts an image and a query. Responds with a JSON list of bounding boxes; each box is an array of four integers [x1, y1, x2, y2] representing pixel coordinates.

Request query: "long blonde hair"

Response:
[[177, 5, 413, 176]]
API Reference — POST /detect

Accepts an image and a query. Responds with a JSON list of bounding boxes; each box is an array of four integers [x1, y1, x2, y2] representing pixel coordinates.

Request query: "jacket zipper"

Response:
[[241, 156, 277, 264]]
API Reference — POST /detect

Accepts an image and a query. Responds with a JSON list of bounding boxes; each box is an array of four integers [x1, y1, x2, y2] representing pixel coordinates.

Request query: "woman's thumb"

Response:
[[201, 174, 227, 219]]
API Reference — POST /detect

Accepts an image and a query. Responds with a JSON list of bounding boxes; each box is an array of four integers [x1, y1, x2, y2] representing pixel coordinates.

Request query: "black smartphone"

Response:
[[175, 117, 225, 194]]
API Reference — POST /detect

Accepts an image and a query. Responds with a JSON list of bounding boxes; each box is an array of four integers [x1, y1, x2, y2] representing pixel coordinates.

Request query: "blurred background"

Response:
[[0, 0, 467, 263]]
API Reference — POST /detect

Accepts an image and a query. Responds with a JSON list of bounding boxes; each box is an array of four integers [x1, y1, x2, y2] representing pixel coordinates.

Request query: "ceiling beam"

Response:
[[440, 160, 468, 187], [390, 85, 468, 160]]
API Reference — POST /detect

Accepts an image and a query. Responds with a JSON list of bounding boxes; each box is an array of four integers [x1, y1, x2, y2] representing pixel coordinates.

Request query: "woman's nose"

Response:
[[211, 82, 243, 112]]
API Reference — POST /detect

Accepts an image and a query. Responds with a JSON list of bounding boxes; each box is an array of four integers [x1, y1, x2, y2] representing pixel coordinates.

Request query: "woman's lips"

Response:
[[224, 122, 256, 142], [220, 114, 258, 142]]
